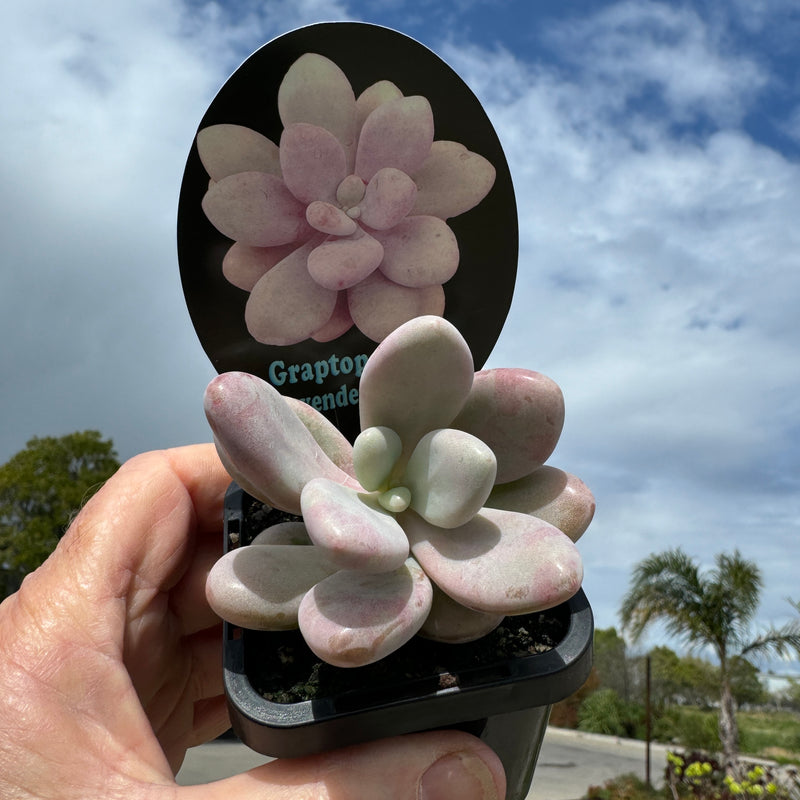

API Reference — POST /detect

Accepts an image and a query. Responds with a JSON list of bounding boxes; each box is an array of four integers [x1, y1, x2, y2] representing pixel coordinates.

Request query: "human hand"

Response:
[[0, 444, 505, 799]]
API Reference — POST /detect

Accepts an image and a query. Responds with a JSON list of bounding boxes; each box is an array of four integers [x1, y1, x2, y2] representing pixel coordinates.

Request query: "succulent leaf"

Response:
[[403, 428, 497, 529], [355, 96, 434, 182], [280, 123, 347, 205], [404, 507, 583, 615], [452, 368, 565, 484], [251, 522, 311, 546], [411, 140, 496, 219], [352, 426, 403, 491], [378, 486, 411, 513], [197, 123, 281, 182], [309, 290, 355, 342], [373, 215, 459, 288], [204, 372, 359, 514], [347, 272, 445, 343], [359, 168, 418, 230], [355, 80, 403, 134], [358, 316, 474, 457], [300, 478, 409, 573], [278, 53, 357, 169], [306, 228, 384, 290], [245, 238, 339, 346], [419, 583, 503, 644], [202, 171, 310, 247], [298, 558, 432, 667], [206, 544, 337, 630], [285, 396, 356, 477], [486, 466, 595, 542], [222, 242, 299, 292]]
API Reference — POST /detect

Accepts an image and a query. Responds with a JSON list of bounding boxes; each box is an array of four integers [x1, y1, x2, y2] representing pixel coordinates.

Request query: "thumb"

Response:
[[178, 730, 506, 800]]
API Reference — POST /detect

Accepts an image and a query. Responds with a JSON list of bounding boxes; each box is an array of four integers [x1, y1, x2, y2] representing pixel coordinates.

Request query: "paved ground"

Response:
[[531, 727, 671, 799], [177, 738, 271, 784], [176, 727, 672, 799]]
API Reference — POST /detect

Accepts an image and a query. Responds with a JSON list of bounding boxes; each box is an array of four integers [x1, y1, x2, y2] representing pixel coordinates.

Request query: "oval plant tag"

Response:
[[178, 22, 518, 441]]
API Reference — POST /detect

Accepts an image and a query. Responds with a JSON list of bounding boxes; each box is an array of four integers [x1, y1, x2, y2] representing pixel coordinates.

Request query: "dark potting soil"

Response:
[[235, 495, 571, 705]]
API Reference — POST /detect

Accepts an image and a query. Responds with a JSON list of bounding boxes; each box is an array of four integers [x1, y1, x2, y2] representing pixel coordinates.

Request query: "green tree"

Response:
[[619, 548, 800, 772], [728, 655, 767, 707], [648, 647, 761, 707], [647, 645, 690, 706], [780, 677, 800, 712], [0, 431, 119, 594], [593, 627, 631, 699], [669, 653, 718, 706]]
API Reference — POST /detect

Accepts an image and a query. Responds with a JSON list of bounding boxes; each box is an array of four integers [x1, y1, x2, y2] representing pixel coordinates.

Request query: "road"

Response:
[[531, 727, 671, 799], [176, 727, 672, 799]]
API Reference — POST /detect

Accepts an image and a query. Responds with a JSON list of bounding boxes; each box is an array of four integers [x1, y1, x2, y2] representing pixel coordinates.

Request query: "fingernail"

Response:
[[419, 752, 500, 800]]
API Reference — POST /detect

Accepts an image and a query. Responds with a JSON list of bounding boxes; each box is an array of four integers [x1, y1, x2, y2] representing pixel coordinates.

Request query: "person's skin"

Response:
[[0, 444, 505, 799]]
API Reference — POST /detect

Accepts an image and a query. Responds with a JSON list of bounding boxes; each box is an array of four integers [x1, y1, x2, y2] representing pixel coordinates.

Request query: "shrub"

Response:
[[584, 773, 660, 799], [578, 688, 644, 739], [665, 749, 798, 799], [552, 667, 601, 728], [654, 707, 720, 752]]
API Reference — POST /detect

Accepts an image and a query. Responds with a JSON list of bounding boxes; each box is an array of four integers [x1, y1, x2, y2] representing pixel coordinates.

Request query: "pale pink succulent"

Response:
[[197, 53, 497, 345], [205, 316, 594, 668]]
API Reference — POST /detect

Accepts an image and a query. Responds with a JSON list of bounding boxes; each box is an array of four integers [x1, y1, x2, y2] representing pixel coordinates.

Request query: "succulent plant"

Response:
[[196, 53, 496, 345], [205, 315, 594, 668]]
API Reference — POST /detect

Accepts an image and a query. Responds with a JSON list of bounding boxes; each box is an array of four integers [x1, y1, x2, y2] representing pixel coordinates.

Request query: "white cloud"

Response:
[[543, 0, 767, 127]]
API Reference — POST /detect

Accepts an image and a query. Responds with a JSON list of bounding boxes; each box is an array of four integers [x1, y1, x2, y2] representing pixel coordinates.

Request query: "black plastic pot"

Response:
[[221, 483, 593, 799]]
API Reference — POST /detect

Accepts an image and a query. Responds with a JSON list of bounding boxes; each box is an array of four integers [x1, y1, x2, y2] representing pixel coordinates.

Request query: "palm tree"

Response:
[[620, 548, 800, 772]]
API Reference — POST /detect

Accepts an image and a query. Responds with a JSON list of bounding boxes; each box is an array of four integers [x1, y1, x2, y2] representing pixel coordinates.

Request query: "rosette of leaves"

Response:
[[197, 53, 496, 345], [205, 316, 594, 667]]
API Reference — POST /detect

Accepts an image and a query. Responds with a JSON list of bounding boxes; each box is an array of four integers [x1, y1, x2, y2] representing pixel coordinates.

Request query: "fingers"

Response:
[[143, 625, 226, 771], [171, 535, 227, 635], [187, 624, 226, 702], [164, 443, 232, 535], [187, 696, 232, 750], [53, 445, 229, 602], [178, 730, 506, 800], [160, 694, 232, 774]]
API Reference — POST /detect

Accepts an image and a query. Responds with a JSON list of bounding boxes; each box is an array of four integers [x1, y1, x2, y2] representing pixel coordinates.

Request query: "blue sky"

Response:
[[2, 0, 799, 676]]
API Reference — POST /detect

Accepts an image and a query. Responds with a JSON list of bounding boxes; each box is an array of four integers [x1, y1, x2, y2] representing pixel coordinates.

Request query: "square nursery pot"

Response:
[[221, 483, 594, 800]]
